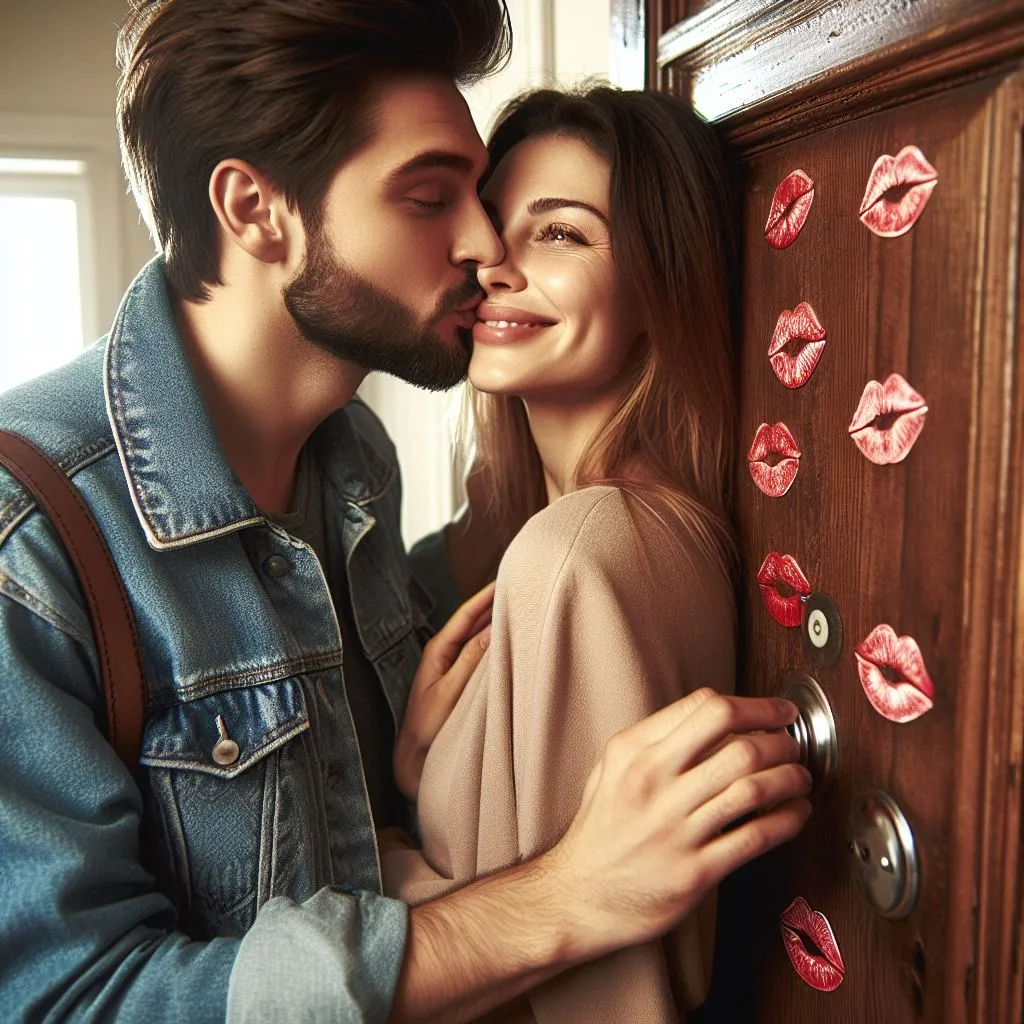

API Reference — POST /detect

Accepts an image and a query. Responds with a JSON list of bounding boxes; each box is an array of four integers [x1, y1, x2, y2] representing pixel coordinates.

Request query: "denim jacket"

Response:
[[0, 259, 459, 1023]]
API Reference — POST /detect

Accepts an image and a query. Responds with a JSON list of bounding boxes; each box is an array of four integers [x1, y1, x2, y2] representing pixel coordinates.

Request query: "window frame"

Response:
[[0, 113, 125, 347]]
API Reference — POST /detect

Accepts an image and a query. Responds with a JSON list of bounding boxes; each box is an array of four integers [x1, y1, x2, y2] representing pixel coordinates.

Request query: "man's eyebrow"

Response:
[[527, 196, 609, 226], [385, 150, 479, 185]]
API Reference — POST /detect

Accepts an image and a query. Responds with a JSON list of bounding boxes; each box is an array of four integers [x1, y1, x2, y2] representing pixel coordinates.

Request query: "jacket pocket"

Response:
[[140, 676, 319, 939]]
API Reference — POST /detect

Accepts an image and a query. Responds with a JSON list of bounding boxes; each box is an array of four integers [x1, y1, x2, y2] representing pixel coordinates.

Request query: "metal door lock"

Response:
[[777, 671, 838, 796], [847, 790, 920, 919]]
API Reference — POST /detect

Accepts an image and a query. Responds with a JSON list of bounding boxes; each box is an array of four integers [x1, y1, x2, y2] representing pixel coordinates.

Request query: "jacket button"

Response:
[[263, 554, 291, 578], [213, 738, 240, 766], [213, 714, 240, 766]]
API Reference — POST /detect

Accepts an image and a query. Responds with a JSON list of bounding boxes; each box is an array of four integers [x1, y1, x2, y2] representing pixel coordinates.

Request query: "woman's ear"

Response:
[[208, 158, 298, 267]]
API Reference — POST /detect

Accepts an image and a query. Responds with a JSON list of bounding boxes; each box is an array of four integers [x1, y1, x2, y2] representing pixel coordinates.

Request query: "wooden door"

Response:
[[644, 2, 1024, 1022]]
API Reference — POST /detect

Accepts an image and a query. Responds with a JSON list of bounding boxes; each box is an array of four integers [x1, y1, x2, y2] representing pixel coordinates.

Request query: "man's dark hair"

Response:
[[116, 0, 511, 301]]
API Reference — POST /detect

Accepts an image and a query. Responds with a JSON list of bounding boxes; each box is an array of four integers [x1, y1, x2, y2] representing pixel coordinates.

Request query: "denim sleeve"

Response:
[[408, 528, 463, 635], [0, 591, 408, 1023], [227, 890, 408, 1023]]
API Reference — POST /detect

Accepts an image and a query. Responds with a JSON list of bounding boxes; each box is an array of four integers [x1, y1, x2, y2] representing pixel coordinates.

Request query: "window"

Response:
[[0, 157, 96, 392]]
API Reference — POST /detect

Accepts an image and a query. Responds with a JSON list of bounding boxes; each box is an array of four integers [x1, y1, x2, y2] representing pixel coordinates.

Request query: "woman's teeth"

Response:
[[483, 320, 540, 328]]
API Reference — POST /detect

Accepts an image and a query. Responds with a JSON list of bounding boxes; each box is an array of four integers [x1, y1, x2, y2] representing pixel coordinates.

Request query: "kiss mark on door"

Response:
[[859, 145, 938, 238], [780, 897, 846, 991], [748, 422, 801, 497], [849, 373, 928, 464], [757, 551, 811, 627], [854, 624, 935, 723], [765, 169, 815, 249], [769, 302, 827, 388]]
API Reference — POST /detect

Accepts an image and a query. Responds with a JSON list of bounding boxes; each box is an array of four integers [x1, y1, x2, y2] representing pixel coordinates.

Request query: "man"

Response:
[[0, 2, 812, 1020]]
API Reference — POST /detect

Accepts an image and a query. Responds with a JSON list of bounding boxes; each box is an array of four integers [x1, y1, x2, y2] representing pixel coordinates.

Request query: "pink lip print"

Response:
[[780, 897, 846, 992], [756, 551, 812, 627], [765, 170, 815, 249], [849, 373, 928, 465], [769, 302, 827, 389], [748, 422, 801, 498], [854, 623, 935, 723], [859, 145, 938, 238]]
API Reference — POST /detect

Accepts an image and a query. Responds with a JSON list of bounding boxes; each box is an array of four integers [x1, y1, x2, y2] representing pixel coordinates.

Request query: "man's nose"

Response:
[[452, 200, 504, 269]]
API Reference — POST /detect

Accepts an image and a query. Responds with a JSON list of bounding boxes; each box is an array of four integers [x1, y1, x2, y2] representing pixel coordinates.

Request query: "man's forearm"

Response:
[[388, 852, 585, 1023]]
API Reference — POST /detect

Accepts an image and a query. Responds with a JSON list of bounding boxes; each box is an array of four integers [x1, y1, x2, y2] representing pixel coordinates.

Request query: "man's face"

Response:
[[284, 74, 499, 391]]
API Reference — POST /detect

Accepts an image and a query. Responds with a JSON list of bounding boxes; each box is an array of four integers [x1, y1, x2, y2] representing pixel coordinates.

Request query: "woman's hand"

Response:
[[395, 582, 496, 802]]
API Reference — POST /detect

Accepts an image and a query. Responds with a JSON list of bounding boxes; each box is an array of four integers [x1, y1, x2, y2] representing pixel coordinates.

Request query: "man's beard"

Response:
[[283, 228, 480, 392]]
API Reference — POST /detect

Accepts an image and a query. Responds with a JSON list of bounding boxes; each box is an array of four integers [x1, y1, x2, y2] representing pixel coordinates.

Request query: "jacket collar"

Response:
[[104, 258, 393, 550]]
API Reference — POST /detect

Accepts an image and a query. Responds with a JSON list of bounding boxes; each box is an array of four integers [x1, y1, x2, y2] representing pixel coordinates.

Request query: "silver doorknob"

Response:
[[777, 671, 838, 796]]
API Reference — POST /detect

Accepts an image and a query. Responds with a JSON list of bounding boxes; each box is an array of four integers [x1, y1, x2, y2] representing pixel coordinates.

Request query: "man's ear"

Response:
[[208, 159, 298, 266]]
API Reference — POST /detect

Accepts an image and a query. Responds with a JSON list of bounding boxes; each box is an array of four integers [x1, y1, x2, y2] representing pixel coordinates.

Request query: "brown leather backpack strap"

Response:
[[0, 430, 145, 767]]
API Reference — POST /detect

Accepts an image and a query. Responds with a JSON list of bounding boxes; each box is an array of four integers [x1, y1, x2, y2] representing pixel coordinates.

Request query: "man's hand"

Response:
[[543, 688, 812, 958], [389, 689, 811, 1023], [394, 582, 496, 801]]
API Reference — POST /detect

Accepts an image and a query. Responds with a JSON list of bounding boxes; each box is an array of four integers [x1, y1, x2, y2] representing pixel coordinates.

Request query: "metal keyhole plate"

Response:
[[802, 592, 844, 668], [847, 790, 920, 919], [777, 671, 838, 796]]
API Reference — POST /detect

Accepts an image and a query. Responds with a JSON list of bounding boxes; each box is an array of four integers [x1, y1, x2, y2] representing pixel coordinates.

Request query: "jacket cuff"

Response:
[[226, 888, 409, 1023]]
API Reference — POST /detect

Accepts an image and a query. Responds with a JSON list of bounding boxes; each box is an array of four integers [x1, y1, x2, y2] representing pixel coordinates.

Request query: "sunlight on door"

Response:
[[0, 161, 88, 394]]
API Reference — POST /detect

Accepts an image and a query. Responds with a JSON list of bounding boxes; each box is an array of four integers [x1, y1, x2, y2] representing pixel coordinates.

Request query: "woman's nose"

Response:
[[477, 251, 527, 293]]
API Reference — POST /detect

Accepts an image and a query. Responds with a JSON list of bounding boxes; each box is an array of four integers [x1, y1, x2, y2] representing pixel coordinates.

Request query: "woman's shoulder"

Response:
[[499, 484, 712, 594], [502, 485, 629, 569]]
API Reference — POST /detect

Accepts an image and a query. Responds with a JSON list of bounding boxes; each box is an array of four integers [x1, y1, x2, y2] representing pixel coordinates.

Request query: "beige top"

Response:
[[384, 486, 736, 1022]]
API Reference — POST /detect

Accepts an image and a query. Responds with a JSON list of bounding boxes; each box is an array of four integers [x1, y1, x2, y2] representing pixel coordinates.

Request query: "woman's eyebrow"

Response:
[[527, 196, 609, 226]]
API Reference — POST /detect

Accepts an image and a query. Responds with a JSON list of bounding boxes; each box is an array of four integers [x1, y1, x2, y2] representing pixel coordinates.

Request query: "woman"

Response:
[[387, 86, 746, 1021]]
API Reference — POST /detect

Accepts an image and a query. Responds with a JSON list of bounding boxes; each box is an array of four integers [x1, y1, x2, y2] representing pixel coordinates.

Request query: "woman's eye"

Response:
[[537, 222, 586, 245]]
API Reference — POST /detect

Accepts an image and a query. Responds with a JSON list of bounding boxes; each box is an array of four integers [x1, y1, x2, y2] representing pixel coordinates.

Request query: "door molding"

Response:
[[654, 0, 1024, 149]]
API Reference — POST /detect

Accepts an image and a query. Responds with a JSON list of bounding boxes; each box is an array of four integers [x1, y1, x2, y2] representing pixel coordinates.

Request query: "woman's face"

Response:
[[470, 133, 642, 401]]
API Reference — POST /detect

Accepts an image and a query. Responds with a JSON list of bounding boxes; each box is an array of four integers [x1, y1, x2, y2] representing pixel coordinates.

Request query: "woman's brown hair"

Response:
[[466, 86, 739, 585], [116, 0, 511, 301]]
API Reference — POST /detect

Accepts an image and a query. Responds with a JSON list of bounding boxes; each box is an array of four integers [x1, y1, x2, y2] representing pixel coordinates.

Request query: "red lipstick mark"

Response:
[[859, 145, 938, 238], [769, 302, 827, 389], [765, 170, 815, 249], [757, 552, 812, 628], [780, 897, 845, 992], [854, 624, 935, 723], [849, 373, 928, 465], [748, 422, 801, 497]]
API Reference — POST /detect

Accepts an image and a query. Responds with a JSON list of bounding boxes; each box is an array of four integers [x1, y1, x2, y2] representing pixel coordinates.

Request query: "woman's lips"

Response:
[[757, 551, 811, 627], [765, 169, 815, 249], [859, 145, 938, 238], [849, 373, 928, 465], [780, 897, 845, 992], [472, 319, 554, 346], [769, 302, 827, 388], [748, 422, 801, 497], [855, 623, 935, 723]]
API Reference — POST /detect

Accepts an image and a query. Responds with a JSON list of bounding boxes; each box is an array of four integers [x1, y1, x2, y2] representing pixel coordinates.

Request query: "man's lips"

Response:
[[859, 145, 938, 238], [849, 373, 928, 465], [748, 422, 801, 497], [780, 897, 845, 992], [769, 302, 827, 389], [757, 551, 811, 627], [765, 169, 814, 249], [855, 623, 935, 723]]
